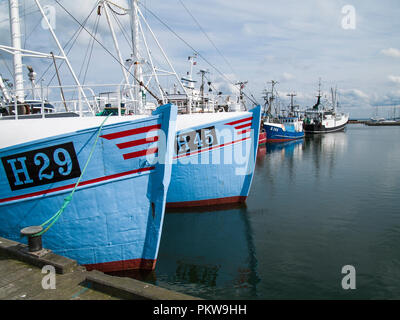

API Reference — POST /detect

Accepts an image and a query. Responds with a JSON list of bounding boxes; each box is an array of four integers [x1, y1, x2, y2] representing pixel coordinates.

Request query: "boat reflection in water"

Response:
[[153, 206, 259, 299], [303, 131, 348, 179]]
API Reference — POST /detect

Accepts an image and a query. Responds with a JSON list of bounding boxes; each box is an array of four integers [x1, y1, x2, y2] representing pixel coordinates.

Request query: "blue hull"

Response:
[[0, 104, 177, 272], [264, 123, 304, 142], [167, 106, 261, 208]]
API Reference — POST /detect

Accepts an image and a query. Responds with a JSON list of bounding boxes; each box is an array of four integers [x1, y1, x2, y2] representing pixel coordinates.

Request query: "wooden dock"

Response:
[[0, 237, 199, 300]]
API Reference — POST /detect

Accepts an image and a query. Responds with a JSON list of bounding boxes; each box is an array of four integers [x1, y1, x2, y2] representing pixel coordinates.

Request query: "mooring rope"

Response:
[[33, 114, 111, 237]]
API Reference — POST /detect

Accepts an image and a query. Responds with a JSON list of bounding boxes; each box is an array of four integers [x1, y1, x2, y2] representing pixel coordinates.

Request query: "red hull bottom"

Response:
[[259, 132, 267, 145], [166, 195, 247, 208], [84, 258, 157, 272]]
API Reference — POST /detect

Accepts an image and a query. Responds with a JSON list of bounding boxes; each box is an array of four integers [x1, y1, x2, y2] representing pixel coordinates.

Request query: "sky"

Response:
[[0, 0, 400, 118]]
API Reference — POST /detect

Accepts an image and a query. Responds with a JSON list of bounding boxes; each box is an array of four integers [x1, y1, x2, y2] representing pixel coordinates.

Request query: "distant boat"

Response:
[[262, 82, 304, 142], [264, 117, 304, 142], [303, 81, 349, 134]]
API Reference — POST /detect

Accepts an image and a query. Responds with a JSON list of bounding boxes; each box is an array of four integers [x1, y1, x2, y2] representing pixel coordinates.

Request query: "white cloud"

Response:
[[381, 48, 400, 58], [340, 88, 369, 100], [388, 75, 400, 84], [282, 72, 295, 81]]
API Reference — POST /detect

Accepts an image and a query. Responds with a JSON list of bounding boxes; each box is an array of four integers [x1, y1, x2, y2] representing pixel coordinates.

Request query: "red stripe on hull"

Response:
[[225, 116, 253, 126], [174, 137, 250, 159], [166, 195, 247, 208], [0, 167, 155, 204], [235, 122, 252, 130], [123, 147, 158, 160], [84, 258, 157, 272], [116, 136, 158, 149], [237, 129, 250, 135], [100, 124, 161, 140]]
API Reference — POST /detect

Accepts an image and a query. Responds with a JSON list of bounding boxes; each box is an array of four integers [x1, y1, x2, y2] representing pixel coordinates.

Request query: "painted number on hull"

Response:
[[176, 126, 218, 155], [1, 142, 81, 191]]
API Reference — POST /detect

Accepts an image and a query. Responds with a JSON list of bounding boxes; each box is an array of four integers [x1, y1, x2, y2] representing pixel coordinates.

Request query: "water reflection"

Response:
[[303, 132, 348, 179], [154, 207, 260, 299]]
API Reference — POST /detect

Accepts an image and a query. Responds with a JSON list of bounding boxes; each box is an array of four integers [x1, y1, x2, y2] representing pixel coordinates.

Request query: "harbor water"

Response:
[[130, 124, 400, 299]]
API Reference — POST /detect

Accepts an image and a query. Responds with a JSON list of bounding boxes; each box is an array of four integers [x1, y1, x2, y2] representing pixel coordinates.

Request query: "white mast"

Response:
[[130, 0, 143, 113], [8, 0, 25, 103], [102, 2, 134, 102], [34, 0, 92, 113]]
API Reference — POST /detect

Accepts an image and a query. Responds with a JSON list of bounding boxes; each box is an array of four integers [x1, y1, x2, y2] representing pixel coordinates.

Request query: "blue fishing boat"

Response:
[[264, 117, 304, 143], [0, 0, 180, 272], [262, 82, 304, 143], [67, 1, 262, 209], [167, 106, 261, 208], [0, 105, 177, 272]]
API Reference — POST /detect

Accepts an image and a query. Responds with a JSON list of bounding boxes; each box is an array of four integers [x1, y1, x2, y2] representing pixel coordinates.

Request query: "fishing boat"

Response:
[[94, 1, 262, 208], [160, 56, 262, 207], [168, 106, 261, 208], [303, 81, 349, 133], [262, 81, 304, 143], [0, 0, 178, 272]]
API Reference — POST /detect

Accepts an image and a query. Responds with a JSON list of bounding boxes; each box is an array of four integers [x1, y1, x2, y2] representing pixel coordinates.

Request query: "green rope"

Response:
[[33, 115, 111, 237]]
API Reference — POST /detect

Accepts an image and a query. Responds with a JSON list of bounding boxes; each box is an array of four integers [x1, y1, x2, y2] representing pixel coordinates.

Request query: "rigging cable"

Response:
[[177, 0, 236, 77], [53, 0, 162, 104], [108, 3, 133, 51], [139, 2, 258, 106], [37, 2, 99, 85], [81, 13, 101, 85]]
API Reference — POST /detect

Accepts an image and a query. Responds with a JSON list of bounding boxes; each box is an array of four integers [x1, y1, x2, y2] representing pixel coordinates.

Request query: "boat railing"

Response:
[[0, 83, 147, 120]]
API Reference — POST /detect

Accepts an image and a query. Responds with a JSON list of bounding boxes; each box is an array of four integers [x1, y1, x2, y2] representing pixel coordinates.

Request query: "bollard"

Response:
[[20, 226, 43, 252]]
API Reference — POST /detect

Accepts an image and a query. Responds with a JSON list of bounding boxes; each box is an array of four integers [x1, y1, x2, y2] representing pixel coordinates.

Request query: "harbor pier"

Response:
[[0, 237, 198, 300]]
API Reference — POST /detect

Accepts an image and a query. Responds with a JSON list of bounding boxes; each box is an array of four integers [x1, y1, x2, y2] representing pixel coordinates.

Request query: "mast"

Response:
[[287, 93, 296, 113], [8, 0, 25, 103], [34, 0, 92, 112], [130, 0, 143, 113], [103, 2, 134, 102], [333, 86, 338, 113], [235, 80, 248, 111], [261, 88, 269, 115], [268, 80, 278, 115], [313, 78, 322, 111], [198, 69, 209, 111]]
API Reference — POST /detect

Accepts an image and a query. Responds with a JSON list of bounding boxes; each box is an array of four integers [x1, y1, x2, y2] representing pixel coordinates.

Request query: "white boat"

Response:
[[303, 81, 349, 133]]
